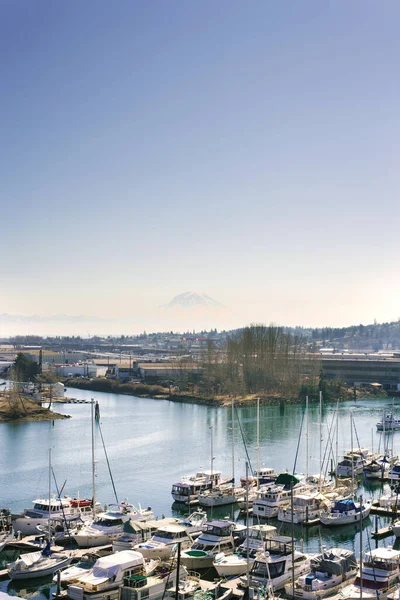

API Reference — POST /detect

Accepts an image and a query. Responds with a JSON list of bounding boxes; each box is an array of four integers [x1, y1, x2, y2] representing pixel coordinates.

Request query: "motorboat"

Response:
[[181, 520, 246, 570], [117, 562, 188, 600], [240, 467, 279, 488], [341, 547, 400, 599], [252, 473, 309, 519], [213, 524, 277, 577], [285, 547, 357, 599], [56, 551, 159, 586], [67, 550, 151, 600], [171, 470, 229, 505], [8, 543, 72, 580], [72, 501, 153, 548], [364, 459, 387, 480], [377, 414, 400, 432], [13, 496, 102, 537], [198, 484, 246, 507], [165, 573, 233, 600], [320, 498, 371, 527], [112, 518, 178, 552], [52, 550, 111, 584], [134, 524, 193, 559], [336, 455, 365, 478], [278, 491, 329, 524], [239, 536, 312, 592], [388, 465, 400, 481], [176, 510, 207, 537]]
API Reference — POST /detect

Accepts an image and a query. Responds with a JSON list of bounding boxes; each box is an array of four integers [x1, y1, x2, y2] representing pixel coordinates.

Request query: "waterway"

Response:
[[1, 388, 399, 598]]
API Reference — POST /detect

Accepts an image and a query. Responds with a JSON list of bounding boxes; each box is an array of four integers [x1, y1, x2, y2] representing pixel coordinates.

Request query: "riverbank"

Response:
[[0, 393, 69, 422], [65, 377, 387, 406]]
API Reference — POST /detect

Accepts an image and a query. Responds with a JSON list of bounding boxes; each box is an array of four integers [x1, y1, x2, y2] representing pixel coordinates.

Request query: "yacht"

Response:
[[252, 473, 308, 519], [336, 455, 365, 478], [171, 471, 227, 505], [13, 496, 101, 536], [112, 518, 178, 552], [320, 498, 371, 527], [181, 520, 246, 570], [213, 524, 277, 577], [285, 547, 357, 599], [72, 502, 153, 548], [239, 536, 312, 592], [278, 491, 329, 524], [67, 550, 153, 600], [118, 563, 188, 600], [377, 414, 400, 432], [52, 551, 110, 584], [134, 524, 193, 559], [341, 547, 400, 599], [364, 458, 387, 480], [198, 484, 246, 507], [240, 467, 279, 488]]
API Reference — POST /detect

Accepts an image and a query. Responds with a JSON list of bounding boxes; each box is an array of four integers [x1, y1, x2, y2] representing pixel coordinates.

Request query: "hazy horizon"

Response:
[[2, 2, 400, 335]]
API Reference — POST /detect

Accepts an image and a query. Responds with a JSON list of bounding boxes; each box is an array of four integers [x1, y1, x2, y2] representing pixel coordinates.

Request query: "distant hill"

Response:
[[285, 320, 400, 351]]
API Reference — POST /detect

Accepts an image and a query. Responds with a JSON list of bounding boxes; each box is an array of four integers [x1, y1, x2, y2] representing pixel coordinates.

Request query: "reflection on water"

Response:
[[1, 389, 400, 599]]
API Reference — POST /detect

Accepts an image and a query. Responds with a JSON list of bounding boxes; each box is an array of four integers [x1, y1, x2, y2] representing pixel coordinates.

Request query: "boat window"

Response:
[[252, 560, 285, 579], [154, 530, 175, 540]]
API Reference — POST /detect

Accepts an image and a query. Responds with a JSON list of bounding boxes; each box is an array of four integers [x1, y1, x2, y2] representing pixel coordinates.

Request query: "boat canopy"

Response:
[[17, 551, 43, 567], [91, 550, 144, 579], [333, 499, 357, 512], [275, 473, 300, 488], [311, 548, 357, 576]]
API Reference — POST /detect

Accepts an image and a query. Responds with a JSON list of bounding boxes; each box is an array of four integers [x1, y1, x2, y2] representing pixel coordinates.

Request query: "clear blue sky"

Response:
[[1, 1, 400, 333]]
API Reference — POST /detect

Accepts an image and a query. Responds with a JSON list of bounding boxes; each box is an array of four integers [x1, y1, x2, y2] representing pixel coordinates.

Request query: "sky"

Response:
[[1, 1, 400, 335]]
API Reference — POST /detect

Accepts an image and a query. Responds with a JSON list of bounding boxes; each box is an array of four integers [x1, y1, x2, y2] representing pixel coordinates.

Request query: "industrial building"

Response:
[[321, 354, 400, 390]]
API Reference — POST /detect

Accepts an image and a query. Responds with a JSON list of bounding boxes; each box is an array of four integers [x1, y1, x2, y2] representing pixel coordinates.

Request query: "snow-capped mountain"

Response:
[[161, 292, 225, 310]]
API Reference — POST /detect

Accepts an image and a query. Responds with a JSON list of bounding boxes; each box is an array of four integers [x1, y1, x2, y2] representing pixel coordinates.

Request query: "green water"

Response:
[[0, 388, 399, 598]]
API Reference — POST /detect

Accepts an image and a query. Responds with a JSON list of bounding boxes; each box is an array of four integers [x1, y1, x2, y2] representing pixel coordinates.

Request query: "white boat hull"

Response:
[[320, 505, 371, 527], [73, 533, 112, 548], [9, 556, 72, 580]]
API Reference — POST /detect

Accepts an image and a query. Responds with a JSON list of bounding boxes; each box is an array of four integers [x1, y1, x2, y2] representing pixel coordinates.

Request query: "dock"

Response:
[[371, 525, 394, 539]]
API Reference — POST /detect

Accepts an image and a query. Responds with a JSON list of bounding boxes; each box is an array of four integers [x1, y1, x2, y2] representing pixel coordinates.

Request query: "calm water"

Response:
[[1, 388, 400, 598]]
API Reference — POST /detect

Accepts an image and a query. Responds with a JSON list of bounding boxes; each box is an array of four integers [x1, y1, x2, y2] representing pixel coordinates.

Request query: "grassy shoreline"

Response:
[[0, 394, 69, 422], [65, 377, 387, 406]]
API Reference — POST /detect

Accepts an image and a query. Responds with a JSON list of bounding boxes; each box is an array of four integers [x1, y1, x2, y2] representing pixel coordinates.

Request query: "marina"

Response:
[[2, 388, 400, 599]]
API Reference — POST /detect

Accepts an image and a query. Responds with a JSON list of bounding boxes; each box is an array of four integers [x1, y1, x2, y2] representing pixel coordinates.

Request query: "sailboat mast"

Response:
[[210, 426, 214, 483], [231, 398, 235, 490], [91, 399, 96, 520], [245, 461, 250, 584], [335, 401, 339, 482], [305, 396, 309, 479], [256, 397, 260, 488], [351, 411, 354, 497], [48, 448, 51, 543], [319, 391, 322, 492]]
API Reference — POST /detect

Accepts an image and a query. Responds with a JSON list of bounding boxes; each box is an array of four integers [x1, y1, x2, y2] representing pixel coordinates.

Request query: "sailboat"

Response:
[[8, 449, 72, 580], [198, 401, 245, 507], [320, 412, 371, 526], [71, 401, 153, 548]]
